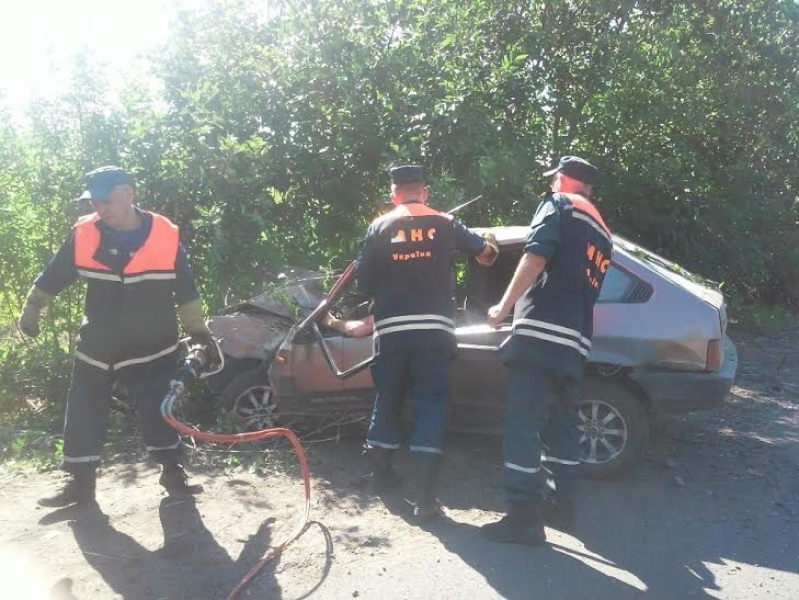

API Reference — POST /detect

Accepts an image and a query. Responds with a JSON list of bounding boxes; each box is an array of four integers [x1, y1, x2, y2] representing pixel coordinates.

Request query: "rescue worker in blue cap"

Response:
[[19, 166, 214, 507], [481, 156, 613, 545], [343, 165, 499, 521]]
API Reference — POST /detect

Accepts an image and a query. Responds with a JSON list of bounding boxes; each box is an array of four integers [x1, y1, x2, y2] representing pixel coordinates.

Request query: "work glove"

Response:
[[178, 298, 221, 364], [178, 298, 214, 343], [477, 232, 500, 267], [483, 232, 499, 255], [18, 286, 53, 338]]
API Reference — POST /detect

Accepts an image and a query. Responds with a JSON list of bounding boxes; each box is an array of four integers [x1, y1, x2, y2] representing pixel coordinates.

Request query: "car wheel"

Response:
[[218, 367, 279, 432], [577, 379, 649, 479]]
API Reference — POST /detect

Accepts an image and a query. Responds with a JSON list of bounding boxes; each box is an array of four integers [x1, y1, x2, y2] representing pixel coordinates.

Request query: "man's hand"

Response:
[[18, 286, 53, 338], [476, 232, 499, 267], [347, 315, 375, 338], [321, 311, 374, 337], [486, 253, 548, 329], [487, 303, 511, 329], [178, 299, 211, 337], [19, 306, 41, 337], [321, 311, 338, 330]]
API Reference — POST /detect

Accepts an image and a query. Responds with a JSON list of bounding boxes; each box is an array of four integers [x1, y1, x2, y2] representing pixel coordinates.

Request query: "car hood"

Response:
[[210, 269, 328, 360], [220, 269, 329, 320]]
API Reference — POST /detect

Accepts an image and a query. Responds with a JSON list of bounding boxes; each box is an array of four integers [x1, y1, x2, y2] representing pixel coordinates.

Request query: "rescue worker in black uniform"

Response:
[[19, 166, 213, 507], [354, 165, 498, 521], [481, 156, 613, 545]]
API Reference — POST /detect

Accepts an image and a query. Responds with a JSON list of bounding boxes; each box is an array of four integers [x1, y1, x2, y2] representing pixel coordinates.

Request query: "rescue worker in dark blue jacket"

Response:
[[18, 166, 213, 507], [354, 165, 498, 521], [481, 156, 613, 545]]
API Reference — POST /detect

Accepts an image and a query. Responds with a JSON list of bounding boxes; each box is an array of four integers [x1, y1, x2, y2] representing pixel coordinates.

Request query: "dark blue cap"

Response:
[[543, 156, 598, 185], [78, 166, 135, 200], [389, 165, 425, 186]]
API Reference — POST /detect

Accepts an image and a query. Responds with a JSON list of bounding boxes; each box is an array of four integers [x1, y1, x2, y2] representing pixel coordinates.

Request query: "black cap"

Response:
[[389, 165, 425, 186], [78, 166, 135, 200], [543, 156, 598, 186]]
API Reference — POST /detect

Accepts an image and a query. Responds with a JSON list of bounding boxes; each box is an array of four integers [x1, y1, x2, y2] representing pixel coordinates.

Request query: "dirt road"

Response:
[[2, 329, 798, 599]]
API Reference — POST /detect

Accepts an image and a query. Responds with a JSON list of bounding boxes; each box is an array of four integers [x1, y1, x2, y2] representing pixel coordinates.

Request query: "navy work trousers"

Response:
[[62, 352, 182, 473], [503, 363, 582, 505], [366, 349, 450, 459]]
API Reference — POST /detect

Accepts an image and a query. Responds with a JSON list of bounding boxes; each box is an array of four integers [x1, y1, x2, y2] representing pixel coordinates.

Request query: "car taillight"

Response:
[[706, 339, 722, 371]]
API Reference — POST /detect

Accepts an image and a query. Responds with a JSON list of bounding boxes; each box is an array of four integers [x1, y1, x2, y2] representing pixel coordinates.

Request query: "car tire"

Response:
[[218, 367, 279, 432], [577, 378, 649, 480]]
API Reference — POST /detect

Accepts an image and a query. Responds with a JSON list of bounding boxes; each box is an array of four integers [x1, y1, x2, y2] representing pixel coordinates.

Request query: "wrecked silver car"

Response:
[[203, 228, 738, 478]]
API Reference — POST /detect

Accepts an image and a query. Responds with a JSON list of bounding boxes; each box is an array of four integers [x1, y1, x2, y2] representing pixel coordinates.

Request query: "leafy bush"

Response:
[[1, 0, 797, 423]]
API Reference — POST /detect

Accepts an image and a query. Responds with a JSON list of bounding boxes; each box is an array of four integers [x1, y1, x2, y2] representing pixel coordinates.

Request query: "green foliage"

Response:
[[729, 301, 798, 333], [1, 0, 798, 419], [0, 428, 63, 472]]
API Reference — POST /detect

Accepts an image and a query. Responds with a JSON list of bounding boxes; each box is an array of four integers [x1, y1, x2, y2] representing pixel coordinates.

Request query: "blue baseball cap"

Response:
[[389, 165, 425, 186], [78, 166, 135, 200], [543, 156, 598, 185]]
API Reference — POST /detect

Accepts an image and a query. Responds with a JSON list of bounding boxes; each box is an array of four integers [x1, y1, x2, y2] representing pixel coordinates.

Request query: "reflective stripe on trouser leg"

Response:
[[118, 352, 182, 464], [541, 373, 582, 467], [366, 353, 408, 451], [62, 357, 114, 473], [408, 351, 450, 457], [503, 365, 559, 505]]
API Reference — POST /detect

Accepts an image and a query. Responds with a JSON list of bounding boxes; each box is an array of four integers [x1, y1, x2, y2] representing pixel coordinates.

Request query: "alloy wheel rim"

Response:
[[233, 385, 278, 431], [578, 399, 628, 464]]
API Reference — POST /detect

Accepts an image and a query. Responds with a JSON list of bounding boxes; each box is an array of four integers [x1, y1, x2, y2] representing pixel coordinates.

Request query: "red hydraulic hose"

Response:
[[163, 408, 310, 599], [160, 262, 358, 597]]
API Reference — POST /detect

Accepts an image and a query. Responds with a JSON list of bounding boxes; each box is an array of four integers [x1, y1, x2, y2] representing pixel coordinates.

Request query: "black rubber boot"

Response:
[[159, 462, 203, 496], [542, 464, 576, 530], [38, 470, 97, 508], [362, 447, 402, 494], [410, 455, 443, 522], [480, 502, 546, 546]]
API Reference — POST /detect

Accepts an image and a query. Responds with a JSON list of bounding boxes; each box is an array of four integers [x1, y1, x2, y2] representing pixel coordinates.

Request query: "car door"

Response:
[[449, 323, 510, 432]]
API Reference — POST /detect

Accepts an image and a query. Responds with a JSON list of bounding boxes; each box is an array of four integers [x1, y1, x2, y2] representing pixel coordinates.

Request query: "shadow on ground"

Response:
[[309, 375, 799, 599], [39, 496, 279, 600]]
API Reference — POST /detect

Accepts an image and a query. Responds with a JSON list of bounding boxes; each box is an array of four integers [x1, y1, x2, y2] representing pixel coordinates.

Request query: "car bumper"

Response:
[[628, 335, 739, 414]]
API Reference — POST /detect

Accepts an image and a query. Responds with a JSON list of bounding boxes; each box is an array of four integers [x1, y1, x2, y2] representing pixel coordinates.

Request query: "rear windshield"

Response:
[[613, 235, 721, 290]]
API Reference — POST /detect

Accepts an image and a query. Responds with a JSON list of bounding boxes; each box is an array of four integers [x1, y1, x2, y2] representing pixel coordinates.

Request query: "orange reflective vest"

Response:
[[71, 212, 181, 370], [74, 212, 179, 282]]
